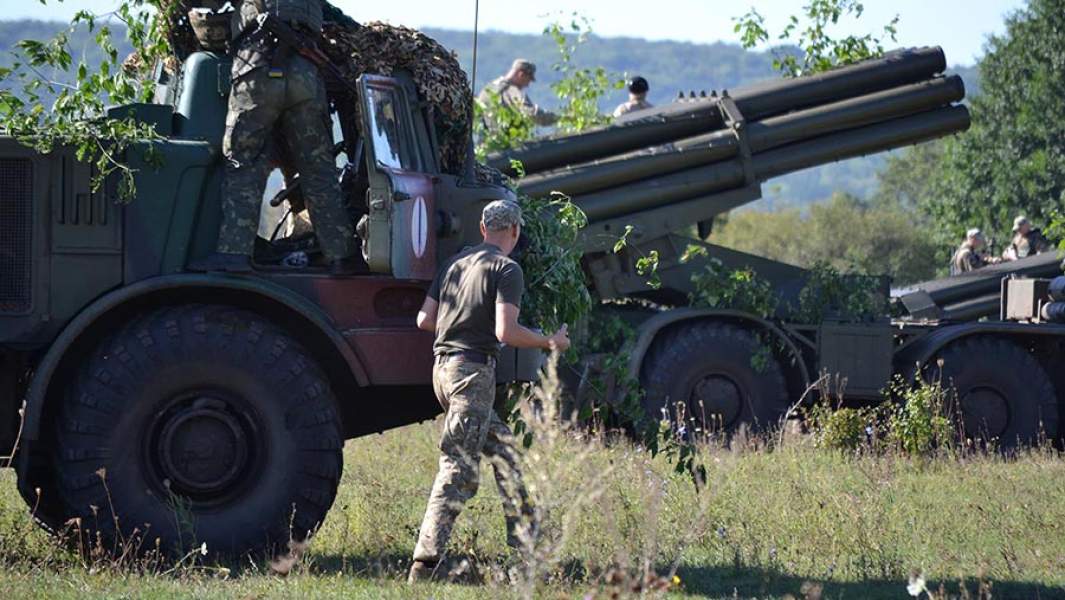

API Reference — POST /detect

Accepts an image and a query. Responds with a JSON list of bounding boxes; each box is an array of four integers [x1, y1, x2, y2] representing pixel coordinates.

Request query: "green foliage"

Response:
[[887, 374, 954, 456], [517, 192, 593, 336], [543, 16, 624, 134], [0, 2, 175, 198], [923, 0, 1065, 248], [872, 142, 945, 214], [795, 262, 886, 323], [733, 0, 898, 77], [613, 224, 663, 290], [711, 193, 942, 285], [1042, 209, 1065, 255], [805, 401, 883, 453], [472, 88, 535, 159], [690, 257, 779, 318]]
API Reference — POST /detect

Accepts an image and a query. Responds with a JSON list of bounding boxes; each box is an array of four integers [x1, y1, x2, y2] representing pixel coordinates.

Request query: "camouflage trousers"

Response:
[[412, 357, 532, 564], [219, 53, 355, 261]]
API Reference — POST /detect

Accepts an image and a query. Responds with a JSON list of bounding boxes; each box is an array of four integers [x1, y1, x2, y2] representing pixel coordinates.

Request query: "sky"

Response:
[[4, 0, 1026, 66]]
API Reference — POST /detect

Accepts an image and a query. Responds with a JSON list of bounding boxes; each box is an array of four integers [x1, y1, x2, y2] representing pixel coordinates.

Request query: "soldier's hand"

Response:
[[548, 324, 571, 352]]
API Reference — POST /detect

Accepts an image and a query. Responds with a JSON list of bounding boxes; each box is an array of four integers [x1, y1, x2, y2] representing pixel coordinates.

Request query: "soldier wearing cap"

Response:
[[478, 59, 559, 127], [408, 200, 571, 583], [1003, 215, 1050, 261], [951, 228, 1002, 275], [613, 76, 654, 118]]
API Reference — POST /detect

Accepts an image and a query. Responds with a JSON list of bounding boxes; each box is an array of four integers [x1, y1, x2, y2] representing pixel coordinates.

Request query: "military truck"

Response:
[[0, 40, 1056, 557], [0, 42, 530, 553], [485, 46, 1062, 451]]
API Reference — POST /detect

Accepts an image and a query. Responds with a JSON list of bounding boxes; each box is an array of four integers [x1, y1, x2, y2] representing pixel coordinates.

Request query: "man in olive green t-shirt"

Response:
[[408, 200, 570, 583]]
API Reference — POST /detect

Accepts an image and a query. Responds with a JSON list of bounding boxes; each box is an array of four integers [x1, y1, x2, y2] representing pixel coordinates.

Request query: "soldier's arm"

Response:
[[495, 304, 569, 351], [510, 88, 558, 126], [417, 298, 438, 333], [494, 263, 570, 350], [528, 101, 559, 126], [418, 271, 443, 332]]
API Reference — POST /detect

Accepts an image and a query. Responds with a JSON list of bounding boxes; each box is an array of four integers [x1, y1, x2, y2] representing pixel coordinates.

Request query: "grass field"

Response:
[[2, 415, 1065, 599]]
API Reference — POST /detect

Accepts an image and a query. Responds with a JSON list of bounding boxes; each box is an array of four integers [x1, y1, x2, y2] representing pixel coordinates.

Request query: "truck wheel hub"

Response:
[[152, 395, 253, 501], [959, 386, 1009, 439], [691, 375, 743, 429]]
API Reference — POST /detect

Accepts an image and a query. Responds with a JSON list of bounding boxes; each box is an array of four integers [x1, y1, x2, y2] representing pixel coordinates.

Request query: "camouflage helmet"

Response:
[[188, 8, 231, 52]]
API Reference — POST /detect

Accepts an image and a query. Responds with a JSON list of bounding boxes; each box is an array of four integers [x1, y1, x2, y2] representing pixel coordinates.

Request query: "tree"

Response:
[[711, 193, 941, 284], [872, 142, 944, 214], [0, 2, 175, 196], [923, 0, 1065, 246], [733, 0, 898, 77]]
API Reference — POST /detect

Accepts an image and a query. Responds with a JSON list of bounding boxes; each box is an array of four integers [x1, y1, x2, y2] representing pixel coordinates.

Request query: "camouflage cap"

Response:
[[512, 58, 537, 80], [1013, 215, 1030, 232], [966, 227, 984, 240], [482, 200, 524, 231]]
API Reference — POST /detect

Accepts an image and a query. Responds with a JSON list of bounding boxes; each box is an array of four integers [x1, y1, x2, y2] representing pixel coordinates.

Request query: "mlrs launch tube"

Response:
[[490, 46, 948, 176], [518, 76, 965, 198]]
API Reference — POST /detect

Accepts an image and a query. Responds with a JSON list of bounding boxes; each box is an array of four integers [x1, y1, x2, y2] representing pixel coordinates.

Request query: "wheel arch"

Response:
[[628, 308, 811, 398], [21, 274, 369, 444], [894, 321, 1065, 383]]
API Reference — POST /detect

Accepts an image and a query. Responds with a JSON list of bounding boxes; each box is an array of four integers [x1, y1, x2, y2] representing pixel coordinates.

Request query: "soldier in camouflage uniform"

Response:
[[1002, 215, 1050, 261], [206, 0, 358, 273], [612, 76, 654, 118], [408, 201, 571, 583], [951, 228, 1001, 275], [477, 59, 558, 128]]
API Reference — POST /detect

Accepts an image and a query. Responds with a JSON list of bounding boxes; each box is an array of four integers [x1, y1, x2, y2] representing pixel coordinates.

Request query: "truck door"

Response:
[[357, 75, 437, 280]]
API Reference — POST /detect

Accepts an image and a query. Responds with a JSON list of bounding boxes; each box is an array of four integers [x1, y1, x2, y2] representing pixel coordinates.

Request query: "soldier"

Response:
[[1002, 215, 1050, 261], [408, 200, 571, 583], [612, 76, 654, 118], [201, 0, 359, 273], [477, 59, 559, 128], [951, 228, 1001, 275]]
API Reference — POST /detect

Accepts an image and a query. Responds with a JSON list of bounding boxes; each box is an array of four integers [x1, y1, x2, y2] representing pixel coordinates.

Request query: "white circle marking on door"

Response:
[[411, 195, 428, 258]]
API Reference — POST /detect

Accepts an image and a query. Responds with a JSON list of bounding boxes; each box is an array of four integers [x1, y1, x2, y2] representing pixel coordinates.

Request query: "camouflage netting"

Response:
[[160, 0, 205, 60], [320, 20, 473, 174]]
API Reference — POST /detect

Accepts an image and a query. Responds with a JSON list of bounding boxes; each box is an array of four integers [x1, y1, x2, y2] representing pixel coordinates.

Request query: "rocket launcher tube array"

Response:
[[570, 106, 970, 221], [488, 46, 950, 176], [517, 75, 966, 198]]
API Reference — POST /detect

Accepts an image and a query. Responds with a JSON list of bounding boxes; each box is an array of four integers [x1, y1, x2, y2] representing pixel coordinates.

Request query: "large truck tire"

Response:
[[931, 336, 1058, 449], [52, 305, 343, 557], [640, 322, 790, 434]]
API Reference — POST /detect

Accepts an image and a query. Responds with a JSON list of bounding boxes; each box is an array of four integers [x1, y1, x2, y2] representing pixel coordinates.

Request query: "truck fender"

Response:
[[21, 274, 370, 441], [626, 307, 810, 388], [893, 321, 1065, 383]]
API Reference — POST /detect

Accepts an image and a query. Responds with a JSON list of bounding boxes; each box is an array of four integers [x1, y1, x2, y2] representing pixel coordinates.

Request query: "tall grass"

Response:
[[1, 366, 1064, 599]]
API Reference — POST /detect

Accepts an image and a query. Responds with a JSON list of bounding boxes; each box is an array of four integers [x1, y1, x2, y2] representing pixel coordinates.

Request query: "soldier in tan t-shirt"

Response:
[[477, 59, 559, 128], [408, 200, 570, 583]]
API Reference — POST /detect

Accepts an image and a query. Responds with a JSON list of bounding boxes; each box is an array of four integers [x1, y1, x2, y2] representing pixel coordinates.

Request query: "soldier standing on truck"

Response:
[[478, 59, 559, 128], [613, 76, 654, 118], [202, 0, 360, 274], [951, 228, 1002, 275], [408, 200, 571, 583]]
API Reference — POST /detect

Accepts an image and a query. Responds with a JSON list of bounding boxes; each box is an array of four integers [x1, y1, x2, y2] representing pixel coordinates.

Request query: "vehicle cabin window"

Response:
[[366, 86, 415, 171]]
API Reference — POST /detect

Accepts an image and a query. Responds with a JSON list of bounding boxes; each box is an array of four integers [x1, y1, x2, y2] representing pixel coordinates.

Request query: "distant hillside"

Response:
[[0, 19, 980, 209]]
